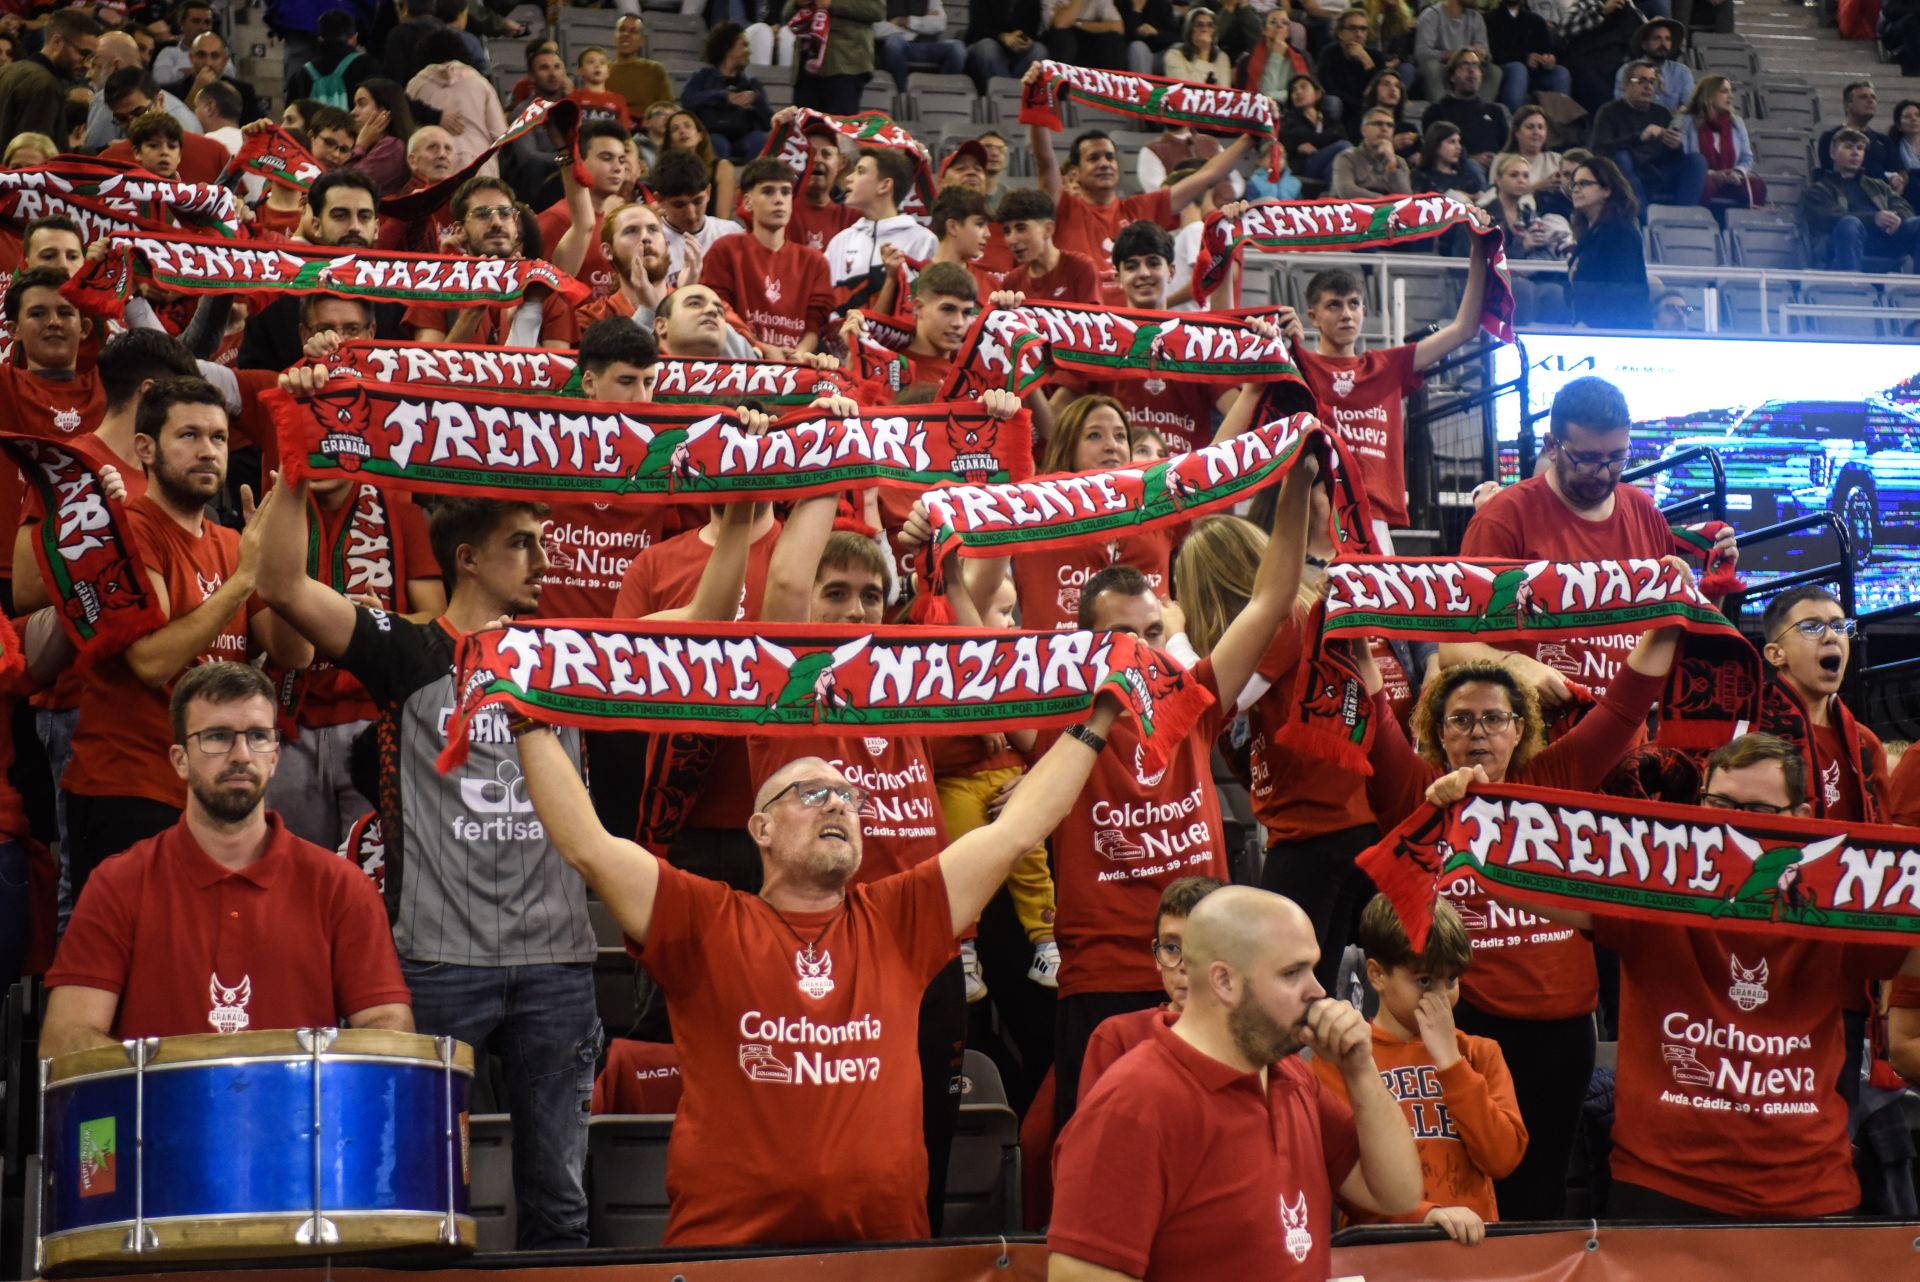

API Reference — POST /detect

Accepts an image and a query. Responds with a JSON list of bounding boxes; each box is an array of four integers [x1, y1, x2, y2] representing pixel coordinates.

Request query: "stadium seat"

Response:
[[1235, 262, 1279, 309], [861, 80, 903, 118], [1760, 173, 1806, 213], [647, 13, 707, 36], [586, 1115, 675, 1248], [649, 28, 707, 64], [590, 899, 644, 1039], [1646, 204, 1725, 267], [1725, 207, 1806, 269], [1881, 283, 1920, 334], [1691, 34, 1761, 76], [1394, 267, 1461, 337], [1758, 82, 1821, 129], [985, 77, 1025, 125], [914, 72, 979, 122], [1719, 279, 1796, 332], [1748, 126, 1813, 176], [943, 1052, 1021, 1236], [1801, 282, 1884, 337], [468, 1115, 518, 1252]]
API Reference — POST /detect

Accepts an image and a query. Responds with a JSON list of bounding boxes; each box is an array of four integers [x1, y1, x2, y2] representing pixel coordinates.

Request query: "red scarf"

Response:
[[761, 109, 934, 223], [325, 340, 578, 393], [0, 156, 240, 239], [1697, 112, 1740, 172], [1021, 61, 1284, 179], [225, 125, 324, 193], [650, 357, 856, 407], [382, 97, 581, 225]]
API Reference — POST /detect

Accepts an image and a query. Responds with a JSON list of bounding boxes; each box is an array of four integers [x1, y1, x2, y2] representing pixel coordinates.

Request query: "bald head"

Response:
[[95, 30, 139, 75], [1183, 886, 1315, 976], [1181, 886, 1326, 1067], [407, 126, 457, 182]]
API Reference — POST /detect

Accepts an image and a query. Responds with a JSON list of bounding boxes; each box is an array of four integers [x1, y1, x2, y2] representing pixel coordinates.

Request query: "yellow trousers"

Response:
[[936, 765, 1056, 942]]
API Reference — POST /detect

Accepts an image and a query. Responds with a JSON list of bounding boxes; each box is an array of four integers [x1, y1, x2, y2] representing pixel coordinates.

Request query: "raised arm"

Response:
[[940, 693, 1120, 934], [1412, 232, 1488, 370], [1206, 446, 1320, 706], [1166, 135, 1253, 212], [124, 545, 259, 688], [761, 491, 838, 622], [517, 722, 663, 943], [252, 477, 362, 661], [547, 148, 596, 279], [1028, 115, 1064, 203]]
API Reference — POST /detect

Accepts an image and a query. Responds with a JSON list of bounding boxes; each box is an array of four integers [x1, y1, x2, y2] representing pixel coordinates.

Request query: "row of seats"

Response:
[[467, 1049, 1021, 1251]]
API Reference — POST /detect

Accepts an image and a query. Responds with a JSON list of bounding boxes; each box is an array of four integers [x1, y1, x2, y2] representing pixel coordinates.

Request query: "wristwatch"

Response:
[[507, 714, 544, 737], [1065, 722, 1108, 754]]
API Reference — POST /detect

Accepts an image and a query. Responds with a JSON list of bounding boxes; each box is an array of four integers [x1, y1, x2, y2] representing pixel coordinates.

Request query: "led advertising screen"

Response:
[[1491, 334, 1920, 613]]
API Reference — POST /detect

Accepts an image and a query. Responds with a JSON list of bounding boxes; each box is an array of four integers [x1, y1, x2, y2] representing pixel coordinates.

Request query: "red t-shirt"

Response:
[[1012, 531, 1177, 632], [1593, 918, 1907, 1218], [45, 814, 410, 1037], [63, 498, 255, 806], [99, 134, 229, 184], [400, 290, 579, 346], [591, 1038, 685, 1114], [975, 224, 1015, 283], [1015, 249, 1102, 304], [1460, 476, 1675, 693], [636, 856, 955, 1246], [1890, 744, 1920, 826], [701, 234, 834, 353], [1242, 609, 1373, 846], [788, 200, 859, 254], [748, 733, 948, 884], [614, 520, 781, 830], [537, 200, 614, 301], [536, 501, 693, 621], [1051, 1019, 1359, 1280], [1043, 659, 1227, 997], [0, 365, 106, 581], [1051, 189, 1176, 286], [1078, 1003, 1175, 1103], [567, 88, 632, 129], [301, 487, 438, 727], [1810, 719, 1866, 822], [1095, 376, 1219, 455], [1294, 346, 1422, 528], [252, 201, 306, 238]]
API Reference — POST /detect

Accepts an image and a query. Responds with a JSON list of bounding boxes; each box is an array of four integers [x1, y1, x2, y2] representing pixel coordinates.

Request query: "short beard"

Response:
[[1227, 990, 1307, 1066], [151, 462, 216, 513], [192, 770, 267, 824]]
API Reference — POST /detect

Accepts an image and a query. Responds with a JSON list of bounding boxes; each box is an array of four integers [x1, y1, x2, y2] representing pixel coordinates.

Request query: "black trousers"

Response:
[[1053, 988, 1164, 1136], [1453, 1000, 1596, 1221], [967, 886, 1055, 1119], [919, 956, 967, 1234], [1260, 823, 1382, 993], [65, 794, 180, 903]]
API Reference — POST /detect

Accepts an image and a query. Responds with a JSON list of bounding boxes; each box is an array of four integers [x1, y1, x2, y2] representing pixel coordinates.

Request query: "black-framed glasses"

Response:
[[1442, 710, 1519, 736], [184, 727, 280, 756], [1567, 178, 1603, 191], [1555, 442, 1628, 468], [1152, 939, 1184, 968], [761, 781, 869, 813], [1698, 793, 1792, 814], [1769, 617, 1858, 643]]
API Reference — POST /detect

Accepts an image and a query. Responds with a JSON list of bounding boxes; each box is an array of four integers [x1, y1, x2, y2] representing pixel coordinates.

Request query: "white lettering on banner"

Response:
[[1326, 561, 1477, 614], [359, 346, 576, 391], [716, 414, 932, 476], [1455, 797, 1728, 895], [378, 400, 666, 474], [45, 466, 110, 559]]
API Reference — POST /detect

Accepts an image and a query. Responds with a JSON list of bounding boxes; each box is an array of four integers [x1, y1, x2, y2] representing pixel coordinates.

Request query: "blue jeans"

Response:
[[710, 130, 769, 160], [0, 839, 27, 988], [1302, 140, 1352, 182], [401, 960, 601, 1249], [1498, 61, 1571, 113], [880, 33, 966, 90], [1827, 214, 1920, 270], [1611, 148, 1708, 211], [966, 36, 1047, 89]]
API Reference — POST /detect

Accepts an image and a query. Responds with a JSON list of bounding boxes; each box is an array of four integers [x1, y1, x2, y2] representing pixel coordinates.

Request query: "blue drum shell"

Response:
[[45, 1056, 469, 1234]]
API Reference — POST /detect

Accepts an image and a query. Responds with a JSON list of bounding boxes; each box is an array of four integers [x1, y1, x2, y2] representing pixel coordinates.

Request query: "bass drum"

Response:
[[40, 1028, 475, 1270]]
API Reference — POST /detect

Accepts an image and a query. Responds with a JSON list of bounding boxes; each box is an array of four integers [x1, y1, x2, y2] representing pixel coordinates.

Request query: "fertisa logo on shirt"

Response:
[[78, 1117, 116, 1197]]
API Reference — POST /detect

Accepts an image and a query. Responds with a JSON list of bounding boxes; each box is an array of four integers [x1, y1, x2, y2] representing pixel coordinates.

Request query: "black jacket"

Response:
[[1569, 219, 1649, 330], [1485, 2, 1555, 64], [967, 0, 1042, 42]]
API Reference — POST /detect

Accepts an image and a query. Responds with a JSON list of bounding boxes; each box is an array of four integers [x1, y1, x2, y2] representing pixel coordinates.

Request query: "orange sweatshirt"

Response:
[[1312, 1024, 1528, 1223]]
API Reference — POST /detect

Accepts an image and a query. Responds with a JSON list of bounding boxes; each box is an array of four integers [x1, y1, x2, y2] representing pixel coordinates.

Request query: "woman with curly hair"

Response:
[[1360, 616, 1684, 1221]]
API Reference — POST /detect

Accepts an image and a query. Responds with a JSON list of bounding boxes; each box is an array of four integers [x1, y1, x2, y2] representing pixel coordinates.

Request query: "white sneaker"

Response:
[[962, 939, 988, 1002], [1027, 939, 1061, 988]]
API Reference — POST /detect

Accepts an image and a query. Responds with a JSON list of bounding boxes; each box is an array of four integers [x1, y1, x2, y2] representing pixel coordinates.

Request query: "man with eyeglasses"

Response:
[[1613, 17, 1693, 112], [240, 170, 399, 373], [402, 175, 576, 349], [1423, 51, 1512, 172], [40, 662, 413, 1059], [1318, 12, 1411, 123], [1590, 57, 1708, 209], [1650, 288, 1694, 330], [1454, 375, 1737, 700], [1758, 586, 1887, 822], [510, 487, 1134, 1247], [1413, 0, 1497, 103], [1499, 732, 1920, 1222], [0, 6, 101, 147], [1331, 107, 1414, 197]]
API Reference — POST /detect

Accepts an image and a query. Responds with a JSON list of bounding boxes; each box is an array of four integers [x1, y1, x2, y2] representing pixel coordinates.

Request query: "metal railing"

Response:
[[1623, 447, 1728, 526], [1401, 337, 1528, 541]]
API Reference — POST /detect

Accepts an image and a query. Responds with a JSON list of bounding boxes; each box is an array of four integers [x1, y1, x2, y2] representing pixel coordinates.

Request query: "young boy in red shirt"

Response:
[[702, 158, 833, 361], [1077, 875, 1224, 1099], [995, 188, 1101, 306], [1313, 894, 1527, 1244]]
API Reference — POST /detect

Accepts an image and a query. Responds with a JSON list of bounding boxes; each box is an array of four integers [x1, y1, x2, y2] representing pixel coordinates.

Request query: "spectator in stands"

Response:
[[1560, 0, 1649, 111], [285, 8, 373, 108], [780, 0, 881, 114], [876, 0, 967, 89], [1050, 887, 1422, 1279], [1413, 121, 1485, 197], [502, 42, 570, 195], [127, 109, 187, 178], [965, 0, 1049, 86], [381, 0, 443, 85], [40, 662, 412, 1057], [1501, 104, 1563, 195], [1489, 732, 1920, 1221], [1424, 50, 1511, 172], [403, 176, 576, 347], [1649, 287, 1692, 328], [778, 113, 859, 253], [1313, 896, 1526, 1244], [607, 15, 671, 118], [1123, 0, 1181, 71], [1486, 0, 1568, 112], [925, 183, 999, 296], [406, 30, 506, 174], [1613, 16, 1692, 111], [998, 189, 1102, 303], [192, 78, 241, 155], [404, 123, 457, 190], [305, 105, 358, 172], [1892, 98, 1920, 188], [1074, 876, 1224, 1100], [1760, 587, 1888, 820], [843, 261, 978, 392], [1679, 74, 1766, 211], [3, 133, 56, 168], [343, 79, 414, 194], [1366, 68, 1422, 157], [651, 150, 746, 286], [165, 30, 260, 122], [1318, 10, 1406, 127], [97, 66, 199, 148], [1484, 156, 1572, 319], [153, 0, 219, 83], [635, 99, 674, 172], [824, 148, 938, 289], [1282, 74, 1355, 187], [703, 158, 834, 359], [977, 129, 1010, 196], [1240, 7, 1309, 101], [576, 201, 673, 327], [1804, 128, 1920, 272], [667, 110, 741, 226], [1819, 81, 1898, 186], [567, 47, 632, 130], [1591, 58, 1707, 209], [538, 120, 635, 302], [84, 31, 176, 147], [1566, 155, 1649, 325], [1333, 107, 1415, 196], [1048, 0, 1130, 70], [684, 22, 772, 159], [1414, 0, 1496, 102], [1166, 7, 1233, 83], [60, 378, 312, 902], [0, 7, 101, 144]]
